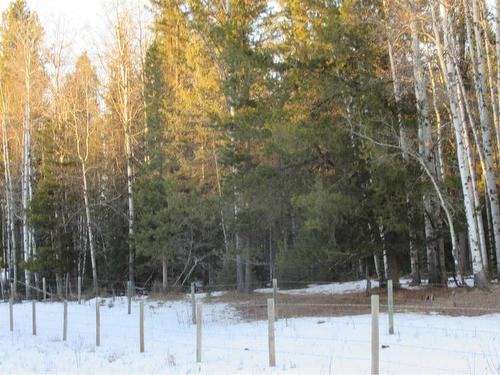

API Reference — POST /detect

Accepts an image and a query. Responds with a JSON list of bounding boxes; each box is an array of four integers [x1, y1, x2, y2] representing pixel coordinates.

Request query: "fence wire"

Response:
[[0, 282, 499, 374]]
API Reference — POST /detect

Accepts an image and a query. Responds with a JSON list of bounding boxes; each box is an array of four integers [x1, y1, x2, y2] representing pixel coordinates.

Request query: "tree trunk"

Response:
[[417, 143, 464, 284], [485, 191, 497, 275], [409, 227, 420, 284], [378, 224, 388, 287], [387, 253, 400, 288], [1, 93, 17, 298], [236, 253, 244, 293], [162, 255, 168, 292], [458, 231, 469, 276], [373, 254, 381, 281], [22, 59, 32, 299], [65, 272, 69, 299], [368, 223, 383, 282], [469, 0, 500, 275], [126, 117, 135, 287], [432, 3, 486, 286], [365, 261, 371, 296], [116, 23, 136, 287], [438, 235, 447, 284], [212, 138, 229, 255], [429, 64, 448, 285], [55, 273, 63, 300], [496, 0, 500, 156], [230, 103, 246, 294], [480, 4, 500, 156], [2, 205, 8, 287], [72, 77, 100, 297], [269, 228, 273, 282], [82, 164, 98, 295], [455, 73, 489, 272], [428, 64, 445, 181], [409, 16, 441, 284], [244, 248, 252, 294]]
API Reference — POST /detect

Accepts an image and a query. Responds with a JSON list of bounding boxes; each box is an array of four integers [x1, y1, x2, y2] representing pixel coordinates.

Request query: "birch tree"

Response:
[[0, 85, 17, 297], [408, 8, 441, 284], [496, 0, 500, 149], [432, 1, 487, 285], [466, 0, 500, 275], [105, 7, 144, 286], [0, 0, 45, 298], [66, 54, 100, 295]]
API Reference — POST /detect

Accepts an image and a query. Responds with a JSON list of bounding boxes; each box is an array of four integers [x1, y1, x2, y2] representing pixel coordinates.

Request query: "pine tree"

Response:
[[135, 40, 173, 291]]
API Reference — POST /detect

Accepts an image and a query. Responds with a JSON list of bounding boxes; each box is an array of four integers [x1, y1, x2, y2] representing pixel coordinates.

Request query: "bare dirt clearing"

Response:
[[200, 282, 500, 320]]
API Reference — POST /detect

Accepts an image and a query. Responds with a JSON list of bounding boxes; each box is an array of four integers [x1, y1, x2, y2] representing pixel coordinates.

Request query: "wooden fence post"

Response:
[[371, 294, 379, 375], [191, 283, 196, 324], [268, 298, 276, 367], [9, 296, 13, 332], [272, 278, 278, 321], [387, 279, 394, 335], [139, 301, 144, 353], [42, 278, 46, 301], [32, 300, 36, 335], [78, 276, 81, 304], [196, 303, 202, 363], [63, 300, 68, 341], [96, 299, 101, 347]]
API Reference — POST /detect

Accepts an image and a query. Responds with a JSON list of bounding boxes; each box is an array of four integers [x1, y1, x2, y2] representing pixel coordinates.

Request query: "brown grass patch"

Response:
[[146, 291, 188, 303], [203, 283, 500, 321]]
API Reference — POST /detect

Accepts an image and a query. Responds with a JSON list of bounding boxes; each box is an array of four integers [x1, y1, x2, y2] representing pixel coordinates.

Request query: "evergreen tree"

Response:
[[135, 40, 174, 291]]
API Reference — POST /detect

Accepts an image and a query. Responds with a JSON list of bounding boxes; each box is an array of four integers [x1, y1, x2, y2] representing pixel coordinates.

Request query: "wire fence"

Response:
[[1, 278, 500, 374], [0, 274, 482, 305]]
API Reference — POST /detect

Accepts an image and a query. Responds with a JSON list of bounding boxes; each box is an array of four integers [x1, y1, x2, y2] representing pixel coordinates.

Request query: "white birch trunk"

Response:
[[450, 17, 489, 271], [454, 70, 489, 271], [496, 0, 500, 154], [229, 104, 245, 293], [368, 223, 383, 282], [454, 55, 489, 273], [428, 64, 445, 181], [125, 95, 135, 287], [211, 138, 229, 255], [432, 3, 486, 285], [74, 78, 99, 295], [115, 22, 135, 286], [82, 164, 97, 294], [378, 224, 388, 281], [470, 0, 500, 274], [373, 254, 381, 280], [409, 16, 440, 284], [22, 55, 32, 299], [481, 6, 500, 155], [1, 93, 16, 297], [429, 65, 448, 284]]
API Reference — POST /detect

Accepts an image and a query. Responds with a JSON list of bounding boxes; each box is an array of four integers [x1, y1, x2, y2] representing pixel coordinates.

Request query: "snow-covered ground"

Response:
[[255, 276, 475, 295], [254, 279, 376, 295], [0, 294, 498, 374]]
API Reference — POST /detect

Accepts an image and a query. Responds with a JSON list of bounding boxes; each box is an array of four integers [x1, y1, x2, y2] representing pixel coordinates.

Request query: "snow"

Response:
[[255, 276, 476, 295], [255, 279, 377, 295], [0, 295, 499, 374]]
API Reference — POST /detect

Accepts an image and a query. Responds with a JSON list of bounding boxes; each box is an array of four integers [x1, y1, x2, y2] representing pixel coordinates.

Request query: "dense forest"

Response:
[[0, 0, 499, 298]]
